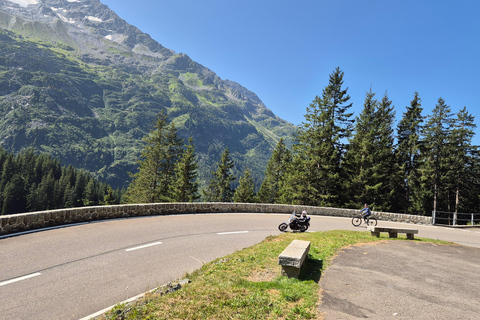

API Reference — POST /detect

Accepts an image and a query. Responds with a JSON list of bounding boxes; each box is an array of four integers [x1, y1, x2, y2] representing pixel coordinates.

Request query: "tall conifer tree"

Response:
[[233, 168, 256, 203], [344, 90, 378, 207], [374, 92, 397, 210], [124, 111, 183, 203], [396, 92, 424, 214], [171, 137, 200, 202], [446, 107, 478, 213], [419, 98, 453, 215], [284, 67, 354, 206], [203, 148, 236, 202], [257, 138, 290, 203]]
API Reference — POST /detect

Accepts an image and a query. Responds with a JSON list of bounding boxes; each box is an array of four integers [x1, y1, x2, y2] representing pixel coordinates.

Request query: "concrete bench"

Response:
[[278, 240, 310, 278], [368, 226, 418, 240]]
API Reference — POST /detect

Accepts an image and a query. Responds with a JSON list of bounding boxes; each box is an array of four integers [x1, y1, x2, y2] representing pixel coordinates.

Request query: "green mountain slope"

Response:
[[0, 0, 295, 189]]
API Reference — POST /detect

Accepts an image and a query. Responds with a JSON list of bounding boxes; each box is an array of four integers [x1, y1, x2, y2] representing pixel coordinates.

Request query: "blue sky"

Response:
[[101, 0, 480, 145]]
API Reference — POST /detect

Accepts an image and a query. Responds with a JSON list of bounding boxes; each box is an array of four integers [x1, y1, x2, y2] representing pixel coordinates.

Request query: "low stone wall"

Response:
[[0, 203, 432, 236]]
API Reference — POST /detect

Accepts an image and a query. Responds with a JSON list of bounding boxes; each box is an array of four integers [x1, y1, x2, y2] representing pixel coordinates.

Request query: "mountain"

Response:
[[0, 0, 295, 189]]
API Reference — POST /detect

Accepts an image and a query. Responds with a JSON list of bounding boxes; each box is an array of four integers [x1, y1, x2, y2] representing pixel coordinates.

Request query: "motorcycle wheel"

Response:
[[278, 223, 288, 232], [300, 224, 308, 232]]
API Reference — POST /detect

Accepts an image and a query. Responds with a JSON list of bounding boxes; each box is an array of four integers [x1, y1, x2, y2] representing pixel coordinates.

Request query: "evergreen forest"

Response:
[[0, 147, 122, 215], [259, 68, 480, 216]]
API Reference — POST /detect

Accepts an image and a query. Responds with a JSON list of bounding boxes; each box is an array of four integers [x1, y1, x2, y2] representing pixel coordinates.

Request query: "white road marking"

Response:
[[0, 272, 41, 287], [126, 242, 163, 252], [78, 288, 157, 320], [217, 231, 249, 235]]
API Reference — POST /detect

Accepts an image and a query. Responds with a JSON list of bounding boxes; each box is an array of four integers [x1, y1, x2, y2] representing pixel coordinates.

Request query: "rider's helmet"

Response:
[[302, 210, 307, 216]]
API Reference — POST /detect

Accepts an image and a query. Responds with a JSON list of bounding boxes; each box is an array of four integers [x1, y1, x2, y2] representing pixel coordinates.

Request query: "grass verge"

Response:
[[97, 230, 452, 320]]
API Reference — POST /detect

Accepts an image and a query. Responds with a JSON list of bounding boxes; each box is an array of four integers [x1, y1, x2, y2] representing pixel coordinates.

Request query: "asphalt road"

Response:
[[1, 213, 480, 320]]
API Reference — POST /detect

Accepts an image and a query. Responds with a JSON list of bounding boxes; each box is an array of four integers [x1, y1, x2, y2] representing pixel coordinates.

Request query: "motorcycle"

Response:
[[278, 212, 310, 232]]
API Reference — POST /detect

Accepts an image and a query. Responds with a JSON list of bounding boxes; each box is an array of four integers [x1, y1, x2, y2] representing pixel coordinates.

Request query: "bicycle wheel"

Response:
[[365, 217, 377, 226], [351, 216, 362, 227]]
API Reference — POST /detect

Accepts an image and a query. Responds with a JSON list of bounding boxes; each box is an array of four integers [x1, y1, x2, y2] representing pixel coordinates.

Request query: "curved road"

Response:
[[1, 213, 480, 319]]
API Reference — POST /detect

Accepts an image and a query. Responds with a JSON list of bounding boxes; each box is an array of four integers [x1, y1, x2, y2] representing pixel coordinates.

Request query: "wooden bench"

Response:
[[367, 226, 418, 240], [278, 240, 310, 278]]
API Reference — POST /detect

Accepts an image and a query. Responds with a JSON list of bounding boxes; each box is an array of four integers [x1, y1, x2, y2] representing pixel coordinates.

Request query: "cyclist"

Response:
[[360, 203, 371, 222]]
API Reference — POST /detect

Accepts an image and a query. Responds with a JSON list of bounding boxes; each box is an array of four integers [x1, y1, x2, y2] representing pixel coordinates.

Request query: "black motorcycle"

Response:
[[278, 212, 310, 232]]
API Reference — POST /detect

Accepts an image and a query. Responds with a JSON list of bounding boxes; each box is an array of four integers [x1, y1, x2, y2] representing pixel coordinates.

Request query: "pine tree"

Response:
[[286, 67, 354, 206], [103, 187, 116, 205], [171, 137, 200, 202], [344, 89, 380, 208], [446, 107, 478, 213], [84, 177, 98, 206], [373, 92, 397, 210], [37, 170, 56, 210], [233, 168, 256, 203], [72, 170, 87, 207], [420, 98, 453, 215], [257, 138, 290, 203], [124, 111, 183, 203], [203, 148, 236, 202], [395, 92, 424, 214]]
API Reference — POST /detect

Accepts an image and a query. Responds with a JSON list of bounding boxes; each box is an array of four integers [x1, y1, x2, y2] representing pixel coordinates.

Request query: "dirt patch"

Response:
[[247, 268, 279, 282]]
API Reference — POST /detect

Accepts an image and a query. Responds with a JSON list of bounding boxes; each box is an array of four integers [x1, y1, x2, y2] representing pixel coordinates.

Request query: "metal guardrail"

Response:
[[432, 211, 480, 226]]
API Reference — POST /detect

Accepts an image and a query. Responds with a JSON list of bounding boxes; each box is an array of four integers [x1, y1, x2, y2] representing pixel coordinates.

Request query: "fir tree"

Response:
[[343, 90, 396, 211], [285, 67, 354, 206], [233, 168, 256, 203], [373, 92, 397, 210], [446, 107, 478, 213], [171, 137, 200, 202], [257, 138, 290, 203], [124, 111, 183, 203], [84, 177, 98, 206], [344, 89, 379, 207], [203, 148, 236, 202], [2, 175, 26, 215], [103, 187, 116, 205], [420, 97, 453, 215], [395, 92, 424, 214]]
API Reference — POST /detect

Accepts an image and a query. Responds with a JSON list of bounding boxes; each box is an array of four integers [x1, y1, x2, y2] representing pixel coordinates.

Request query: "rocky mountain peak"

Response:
[[1, 0, 174, 65], [0, 0, 295, 189]]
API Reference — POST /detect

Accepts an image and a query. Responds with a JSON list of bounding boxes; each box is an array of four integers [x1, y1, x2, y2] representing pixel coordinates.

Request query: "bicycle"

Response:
[[351, 213, 377, 227]]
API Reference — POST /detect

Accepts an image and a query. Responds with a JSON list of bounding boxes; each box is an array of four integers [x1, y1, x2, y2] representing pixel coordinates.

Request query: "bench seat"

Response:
[[278, 240, 310, 278], [367, 226, 418, 240]]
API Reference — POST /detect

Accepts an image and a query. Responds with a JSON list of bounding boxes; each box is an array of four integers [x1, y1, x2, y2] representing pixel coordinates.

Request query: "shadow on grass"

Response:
[[299, 255, 323, 283]]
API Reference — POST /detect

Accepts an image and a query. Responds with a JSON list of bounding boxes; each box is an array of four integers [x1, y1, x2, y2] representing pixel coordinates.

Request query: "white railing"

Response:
[[432, 211, 480, 226]]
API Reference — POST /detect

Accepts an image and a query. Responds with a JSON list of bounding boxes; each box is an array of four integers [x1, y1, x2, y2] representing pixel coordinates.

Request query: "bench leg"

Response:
[[406, 233, 415, 240], [281, 266, 301, 278], [388, 231, 398, 238], [371, 231, 380, 237]]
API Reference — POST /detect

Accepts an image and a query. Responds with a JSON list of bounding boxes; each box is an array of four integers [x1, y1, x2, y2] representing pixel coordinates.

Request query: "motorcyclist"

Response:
[[299, 210, 308, 221]]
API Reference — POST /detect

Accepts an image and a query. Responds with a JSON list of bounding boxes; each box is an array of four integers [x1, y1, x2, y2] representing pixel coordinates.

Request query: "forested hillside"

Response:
[[0, 147, 120, 215]]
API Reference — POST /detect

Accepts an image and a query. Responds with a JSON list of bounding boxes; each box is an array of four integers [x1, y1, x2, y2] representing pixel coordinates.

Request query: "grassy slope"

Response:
[[99, 230, 451, 320]]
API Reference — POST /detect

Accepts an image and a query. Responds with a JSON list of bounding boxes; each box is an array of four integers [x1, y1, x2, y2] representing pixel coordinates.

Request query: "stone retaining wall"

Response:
[[0, 203, 432, 236]]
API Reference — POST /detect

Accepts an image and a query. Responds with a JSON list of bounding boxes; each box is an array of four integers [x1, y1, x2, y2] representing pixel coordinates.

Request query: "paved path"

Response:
[[319, 240, 480, 319]]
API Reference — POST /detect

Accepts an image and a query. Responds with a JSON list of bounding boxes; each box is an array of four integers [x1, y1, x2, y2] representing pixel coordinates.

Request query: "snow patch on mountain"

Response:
[[55, 12, 75, 24], [86, 16, 102, 22], [8, 0, 38, 7]]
